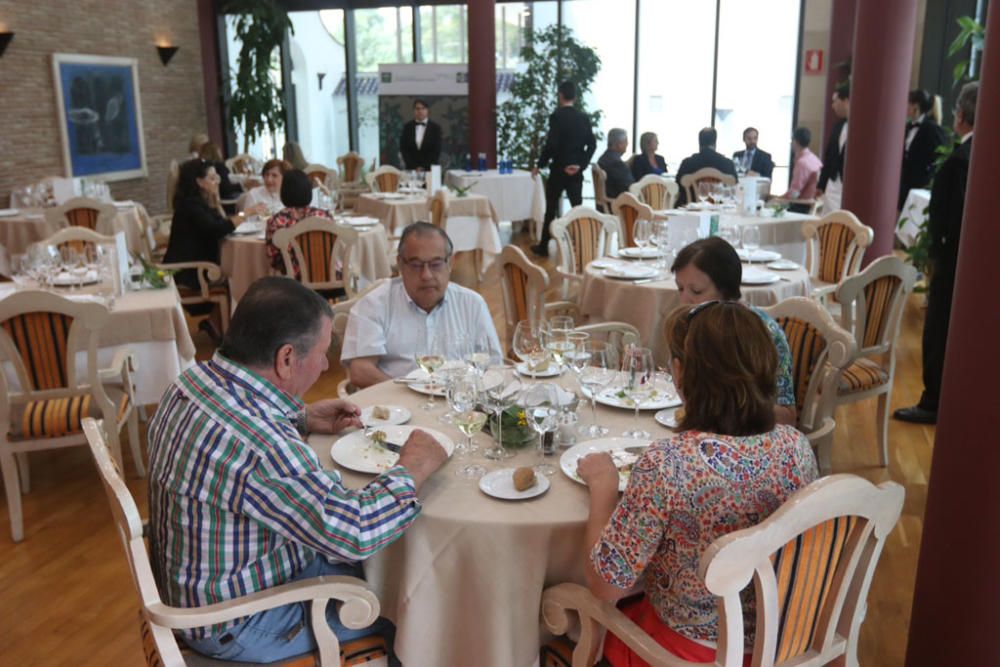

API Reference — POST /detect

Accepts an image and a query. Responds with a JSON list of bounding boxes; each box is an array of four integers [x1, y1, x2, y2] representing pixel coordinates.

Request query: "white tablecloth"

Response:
[[655, 209, 816, 265], [445, 169, 545, 226], [897, 188, 930, 248], [0, 203, 148, 257]]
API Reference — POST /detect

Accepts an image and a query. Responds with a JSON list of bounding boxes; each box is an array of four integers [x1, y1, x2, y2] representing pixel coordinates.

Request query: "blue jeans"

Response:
[[183, 558, 399, 665]]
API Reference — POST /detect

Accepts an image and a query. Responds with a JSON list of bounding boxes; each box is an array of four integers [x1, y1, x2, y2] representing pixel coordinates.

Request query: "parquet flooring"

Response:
[[0, 230, 927, 666]]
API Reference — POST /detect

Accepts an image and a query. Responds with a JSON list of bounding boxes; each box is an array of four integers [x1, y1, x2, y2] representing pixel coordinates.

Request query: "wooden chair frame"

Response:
[[834, 255, 916, 466], [305, 163, 340, 193], [628, 174, 678, 211], [366, 166, 402, 193], [679, 168, 737, 205], [272, 217, 361, 300], [573, 321, 639, 355], [542, 474, 904, 667], [337, 152, 367, 186], [801, 211, 874, 301], [0, 291, 141, 542], [591, 164, 609, 214], [610, 192, 655, 248], [429, 189, 449, 229], [225, 153, 260, 175], [497, 246, 578, 354], [44, 226, 116, 254], [550, 206, 621, 300], [44, 196, 118, 232], [157, 260, 230, 334]]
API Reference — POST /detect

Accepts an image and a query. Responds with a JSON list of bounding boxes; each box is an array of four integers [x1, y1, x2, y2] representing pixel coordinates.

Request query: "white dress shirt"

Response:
[[905, 114, 925, 152], [415, 122, 426, 150], [242, 186, 283, 214], [340, 278, 503, 378]]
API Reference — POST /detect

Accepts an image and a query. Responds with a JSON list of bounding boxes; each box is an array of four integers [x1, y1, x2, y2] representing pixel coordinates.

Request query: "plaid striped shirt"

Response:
[[147, 353, 420, 639]]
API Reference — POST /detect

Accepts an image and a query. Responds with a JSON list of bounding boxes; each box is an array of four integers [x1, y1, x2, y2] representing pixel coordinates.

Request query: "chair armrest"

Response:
[[543, 301, 580, 319], [541, 583, 702, 667], [158, 261, 224, 299], [99, 348, 138, 383], [805, 416, 836, 475]]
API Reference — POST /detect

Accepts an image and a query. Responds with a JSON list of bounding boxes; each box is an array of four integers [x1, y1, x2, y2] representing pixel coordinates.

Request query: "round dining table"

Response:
[[0, 202, 149, 256], [308, 373, 673, 667]]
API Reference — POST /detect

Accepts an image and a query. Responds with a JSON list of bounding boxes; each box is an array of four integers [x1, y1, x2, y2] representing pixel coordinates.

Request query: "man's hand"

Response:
[[396, 429, 448, 490], [577, 452, 618, 492], [306, 399, 362, 435], [564, 164, 581, 176]]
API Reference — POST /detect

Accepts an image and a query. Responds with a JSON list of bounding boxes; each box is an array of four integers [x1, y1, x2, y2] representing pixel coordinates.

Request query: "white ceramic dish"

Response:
[[602, 265, 658, 280], [560, 438, 652, 492], [331, 425, 454, 474], [582, 379, 681, 411], [51, 271, 100, 286], [590, 258, 621, 270], [232, 221, 265, 235], [514, 362, 561, 378], [0, 208, 21, 217], [741, 269, 781, 285], [654, 407, 680, 429], [619, 247, 660, 259], [361, 405, 411, 426], [479, 468, 550, 500], [766, 259, 800, 271], [736, 248, 782, 263]]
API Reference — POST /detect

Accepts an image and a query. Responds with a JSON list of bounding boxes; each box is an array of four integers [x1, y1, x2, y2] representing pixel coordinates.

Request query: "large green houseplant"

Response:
[[497, 25, 602, 170]]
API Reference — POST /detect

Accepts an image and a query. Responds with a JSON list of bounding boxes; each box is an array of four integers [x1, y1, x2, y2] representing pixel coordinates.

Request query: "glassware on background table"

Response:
[[697, 181, 713, 205], [521, 383, 561, 475], [577, 341, 619, 438], [633, 218, 651, 256], [512, 320, 549, 378], [481, 368, 520, 461], [742, 225, 761, 259], [415, 335, 446, 411], [478, 152, 487, 172], [622, 346, 655, 439]]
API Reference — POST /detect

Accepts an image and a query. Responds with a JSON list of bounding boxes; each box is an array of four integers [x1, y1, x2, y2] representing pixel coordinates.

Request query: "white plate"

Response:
[[766, 259, 800, 271], [233, 221, 265, 235], [381, 193, 408, 201], [741, 269, 781, 285], [330, 425, 455, 474], [514, 361, 561, 378], [602, 265, 658, 280], [403, 368, 451, 397], [361, 405, 411, 426], [736, 248, 782, 263], [341, 216, 380, 227], [618, 247, 660, 259], [582, 376, 681, 411], [479, 468, 550, 500], [590, 258, 621, 270], [51, 271, 100, 286], [654, 407, 680, 429], [0, 208, 20, 217], [560, 438, 652, 492]]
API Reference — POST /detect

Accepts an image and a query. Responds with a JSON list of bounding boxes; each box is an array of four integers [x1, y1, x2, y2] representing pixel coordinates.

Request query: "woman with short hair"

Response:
[[264, 169, 333, 278]]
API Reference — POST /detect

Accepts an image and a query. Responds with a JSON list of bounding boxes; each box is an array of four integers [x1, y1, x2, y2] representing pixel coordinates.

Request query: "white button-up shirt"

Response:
[[340, 278, 503, 378]]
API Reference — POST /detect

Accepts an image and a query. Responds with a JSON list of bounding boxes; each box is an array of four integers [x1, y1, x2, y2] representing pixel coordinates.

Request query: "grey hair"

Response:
[[396, 221, 454, 257], [607, 128, 628, 149], [956, 81, 978, 127]]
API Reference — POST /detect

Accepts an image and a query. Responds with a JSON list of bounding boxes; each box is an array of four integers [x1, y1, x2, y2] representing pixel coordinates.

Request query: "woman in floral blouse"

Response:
[[577, 301, 818, 665], [672, 236, 797, 426], [265, 169, 332, 279]]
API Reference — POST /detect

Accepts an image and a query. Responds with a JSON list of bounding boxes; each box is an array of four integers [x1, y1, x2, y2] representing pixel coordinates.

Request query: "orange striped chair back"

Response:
[[774, 315, 826, 417], [860, 274, 902, 348], [815, 221, 863, 284], [616, 203, 638, 247], [1, 311, 73, 390], [503, 263, 533, 324], [374, 171, 399, 193], [563, 217, 606, 274], [338, 152, 364, 183], [640, 181, 668, 210], [66, 206, 100, 230], [430, 192, 447, 228], [296, 229, 337, 283]]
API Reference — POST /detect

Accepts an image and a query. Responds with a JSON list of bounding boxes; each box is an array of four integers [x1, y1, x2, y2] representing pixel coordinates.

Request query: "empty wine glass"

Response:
[[512, 320, 549, 378], [542, 316, 575, 373], [633, 218, 651, 256], [577, 341, 619, 438], [414, 334, 446, 411], [521, 383, 560, 475], [742, 225, 761, 262], [621, 346, 655, 439], [462, 333, 492, 376], [697, 181, 713, 204], [481, 368, 520, 461], [652, 220, 670, 270]]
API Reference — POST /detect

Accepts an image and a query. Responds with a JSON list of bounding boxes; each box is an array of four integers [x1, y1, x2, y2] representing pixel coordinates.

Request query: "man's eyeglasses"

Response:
[[401, 257, 450, 273]]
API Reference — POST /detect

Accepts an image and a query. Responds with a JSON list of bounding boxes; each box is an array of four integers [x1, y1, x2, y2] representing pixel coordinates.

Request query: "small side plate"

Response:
[[479, 468, 550, 500]]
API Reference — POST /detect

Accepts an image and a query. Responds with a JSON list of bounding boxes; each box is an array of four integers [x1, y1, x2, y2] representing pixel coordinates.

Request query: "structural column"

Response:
[[467, 0, 496, 167], [196, 0, 225, 149], [841, 0, 917, 263], [822, 0, 857, 149], [906, 5, 1000, 665]]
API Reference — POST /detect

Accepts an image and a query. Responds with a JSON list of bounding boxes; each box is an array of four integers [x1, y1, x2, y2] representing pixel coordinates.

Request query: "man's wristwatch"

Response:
[[294, 409, 309, 436]]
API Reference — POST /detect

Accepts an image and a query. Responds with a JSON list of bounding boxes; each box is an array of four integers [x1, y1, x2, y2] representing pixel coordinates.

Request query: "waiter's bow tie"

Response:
[[415, 121, 426, 126]]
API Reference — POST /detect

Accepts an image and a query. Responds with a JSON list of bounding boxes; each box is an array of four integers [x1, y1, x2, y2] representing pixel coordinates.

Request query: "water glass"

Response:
[[742, 225, 761, 259], [512, 320, 548, 378], [633, 218, 651, 254], [481, 368, 520, 461], [521, 383, 560, 475], [622, 346, 655, 439], [577, 341, 619, 438]]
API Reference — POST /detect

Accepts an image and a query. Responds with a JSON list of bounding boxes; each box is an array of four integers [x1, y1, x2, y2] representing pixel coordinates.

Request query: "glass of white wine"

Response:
[[453, 409, 488, 478], [414, 335, 446, 411], [512, 320, 549, 378]]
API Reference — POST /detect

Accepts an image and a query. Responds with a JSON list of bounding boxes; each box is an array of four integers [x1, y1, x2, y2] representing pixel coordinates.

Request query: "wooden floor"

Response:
[[0, 231, 929, 666]]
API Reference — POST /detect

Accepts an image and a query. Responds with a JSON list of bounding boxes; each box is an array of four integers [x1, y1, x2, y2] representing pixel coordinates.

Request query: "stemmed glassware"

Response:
[[448, 372, 488, 478], [542, 316, 575, 373], [480, 368, 520, 461], [577, 341, 619, 438], [621, 346, 655, 439], [462, 333, 492, 376], [414, 334, 446, 411], [633, 218, 651, 257], [652, 220, 671, 271], [742, 224, 761, 261], [512, 320, 549, 378], [521, 383, 560, 475], [697, 181, 713, 205]]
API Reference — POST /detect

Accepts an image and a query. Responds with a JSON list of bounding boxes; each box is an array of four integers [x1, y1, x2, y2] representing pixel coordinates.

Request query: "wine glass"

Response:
[[521, 383, 560, 475], [621, 346, 655, 439], [697, 181, 712, 205], [414, 335, 446, 411], [447, 372, 481, 455], [742, 225, 761, 262], [633, 218, 651, 256], [564, 331, 592, 379], [481, 368, 520, 461], [577, 341, 619, 438], [512, 320, 548, 378], [652, 220, 671, 270], [462, 333, 492, 376], [542, 316, 574, 373]]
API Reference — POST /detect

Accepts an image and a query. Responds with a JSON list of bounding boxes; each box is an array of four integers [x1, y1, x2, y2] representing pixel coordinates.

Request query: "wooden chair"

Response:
[[542, 474, 904, 667], [429, 189, 449, 229], [591, 164, 609, 213], [0, 244, 11, 282], [44, 196, 117, 232], [802, 211, 874, 302], [366, 166, 401, 193], [225, 153, 259, 175], [44, 226, 115, 257], [550, 206, 620, 300], [679, 167, 737, 205], [833, 256, 917, 467], [0, 291, 141, 542], [497, 246, 577, 355], [159, 260, 231, 335], [272, 217, 360, 301], [763, 297, 856, 474], [305, 163, 340, 193], [610, 192, 655, 248], [628, 174, 678, 211], [330, 279, 388, 398], [338, 152, 366, 186], [81, 419, 386, 667]]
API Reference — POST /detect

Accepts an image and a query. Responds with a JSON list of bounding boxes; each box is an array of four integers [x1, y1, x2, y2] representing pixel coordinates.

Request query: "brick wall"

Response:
[[0, 0, 208, 215]]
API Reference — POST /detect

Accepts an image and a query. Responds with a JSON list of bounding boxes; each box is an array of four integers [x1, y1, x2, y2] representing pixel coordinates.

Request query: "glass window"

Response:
[[224, 15, 286, 158], [496, 1, 558, 110], [419, 5, 467, 63]]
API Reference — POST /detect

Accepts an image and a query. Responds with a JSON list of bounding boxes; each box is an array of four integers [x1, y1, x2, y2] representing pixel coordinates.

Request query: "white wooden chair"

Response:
[[550, 206, 620, 300], [366, 166, 402, 193], [542, 474, 904, 667], [763, 297, 855, 474], [610, 192, 655, 248], [44, 226, 116, 255], [159, 259, 230, 335], [330, 279, 388, 398], [628, 174, 678, 211], [802, 211, 874, 302], [0, 291, 141, 542], [305, 163, 340, 193], [573, 321, 639, 355], [497, 245, 578, 356], [166, 160, 180, 214], [679, 167, 737, 205], [591, 164, 609, 214], [833, 256, 917, 467], [272, 217, 360, 301], [81, 419, 386, 667], [337, 152, 367, 187], [43, 196, 117, 232], [429, 189, 449, 229], [225, 153, 260, 175]]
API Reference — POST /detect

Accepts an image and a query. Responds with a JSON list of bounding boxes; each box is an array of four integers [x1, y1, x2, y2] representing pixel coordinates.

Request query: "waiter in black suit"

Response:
[[817, 83, 850, 212], [732, 127, 774, 179], [597, 128, 635, 201], [673, 127, 739, 207], [895, 82, 978, 425], [531, 81, 596, 256], [899, 89, 946, 210], [400, 99, 442, 171]]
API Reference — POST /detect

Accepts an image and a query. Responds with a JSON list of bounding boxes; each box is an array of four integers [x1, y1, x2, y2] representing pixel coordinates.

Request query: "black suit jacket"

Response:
[[732, 148, 774, 179], [673, 148, 739, 206], [899, 117, 946, 209], [400, 119, 442, 170], [928, 137, 972, 272], [818, 120, 847, 191], [163, 196, 235, 290], [631, 153, 667, 180], [597, 149, 635, 200], [537, 106, 596, 171]]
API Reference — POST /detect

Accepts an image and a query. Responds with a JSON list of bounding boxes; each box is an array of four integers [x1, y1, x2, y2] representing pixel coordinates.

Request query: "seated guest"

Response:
[[199, 142, 243, 201], [630, 131, 667, 180], [265, 169, 333, 278], [775, 126, 823, 213], [342, 222, 503, 389], [148, 276, 448, 664], [674, 127, 739, 206], [672, 237, 796, 426], [283, 140, 309, 170], [577, 300, 818, 666], [597, 128, 635, 200], [188, 133, 209, 159], [242, 159, 290, 217], [732, 126, 775, 178]]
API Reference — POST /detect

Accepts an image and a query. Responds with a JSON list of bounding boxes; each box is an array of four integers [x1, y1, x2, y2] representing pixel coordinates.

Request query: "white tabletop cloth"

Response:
[[897, 188, 930, 248], [0, 203, 148, 257], [445, 169, 545, 226], [655, 209, 816, 265]]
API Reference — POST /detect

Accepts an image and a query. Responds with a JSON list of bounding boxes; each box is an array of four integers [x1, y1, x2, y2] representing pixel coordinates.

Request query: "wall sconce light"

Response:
[[156, 44, 179, 66], [0, 31, 14, 58]]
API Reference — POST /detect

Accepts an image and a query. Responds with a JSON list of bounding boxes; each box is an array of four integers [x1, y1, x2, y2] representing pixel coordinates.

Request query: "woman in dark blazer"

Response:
[[631, 131, 668, 180]]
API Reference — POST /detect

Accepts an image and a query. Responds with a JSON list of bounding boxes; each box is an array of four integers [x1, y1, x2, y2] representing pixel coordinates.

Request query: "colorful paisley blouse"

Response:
[[591, 424, 818, 643], [752, 306, 796, 408]]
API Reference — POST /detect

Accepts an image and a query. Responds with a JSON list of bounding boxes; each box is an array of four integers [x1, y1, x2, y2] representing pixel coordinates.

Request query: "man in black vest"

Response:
[[400, 99, 442, 171], [531, 81, 596, 256]]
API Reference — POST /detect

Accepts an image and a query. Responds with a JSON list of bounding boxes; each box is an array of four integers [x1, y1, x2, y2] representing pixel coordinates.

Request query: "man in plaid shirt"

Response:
[[148, 277, 447, 663]]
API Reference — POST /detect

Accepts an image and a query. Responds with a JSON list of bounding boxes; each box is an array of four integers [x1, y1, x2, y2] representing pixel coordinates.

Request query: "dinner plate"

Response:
[[381, 193, 408, 201], [766, 259, 800, 271], [50, 270, 100, 286], [736, 248, 782, 263], [582, 377, 681, 411], [361, 405, 411, 426], [479, 468, 550, 500], [514, 361, 561, 378], [589, 258, 621, 270], [654, 407, 681, 429], [232, 221, 265, 235], [402, 369, 449, 397], [331, 425, 455, 474], [560, 438, 652, 492], [741, 269, 781, 285], [618, 247, 660, 259], [0, 208, 21, 217], [341, 216, 380, 227], [602, 265, 659, 280]]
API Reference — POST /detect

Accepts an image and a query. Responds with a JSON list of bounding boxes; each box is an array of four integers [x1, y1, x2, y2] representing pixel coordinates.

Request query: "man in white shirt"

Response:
[[341, 222, 503, 388]]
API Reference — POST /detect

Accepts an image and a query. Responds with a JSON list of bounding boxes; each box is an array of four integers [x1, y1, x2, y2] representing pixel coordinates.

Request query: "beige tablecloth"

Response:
[[655, 209, 816, 265], [579, 261, 811, 364], [0, 203, 147, 256], [445, 169, 545, 225], [308, 374, 670, 667]]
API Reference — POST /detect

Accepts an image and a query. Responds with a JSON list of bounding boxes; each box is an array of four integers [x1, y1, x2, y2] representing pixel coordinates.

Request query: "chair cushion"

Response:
[[838, 358, 889, 394], [10, 388, 129, 440]]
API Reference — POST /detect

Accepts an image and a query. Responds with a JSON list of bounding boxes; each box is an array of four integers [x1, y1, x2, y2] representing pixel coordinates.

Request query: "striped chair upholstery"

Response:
[[2, 311, 74, 390], [430, 191, 447, 228], [838, 358, 889, 393], [338, 152, 365, 184], [639, 181, 668, 210], [815, 222, 864, 284], [503, 262, 532, 324], [774, 316, 827, 418], [297, 229, 338, 283], [859, 274, 902, 348], [615, 202, 638, 247], [65, 206, 101, 230], [563, 217, 607, 274], [591, 164, 609, 213], [374, 171, 399, 193]]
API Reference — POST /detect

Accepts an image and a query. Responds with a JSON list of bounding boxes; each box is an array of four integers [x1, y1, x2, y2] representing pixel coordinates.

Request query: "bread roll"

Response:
[[512, 466, 537, 491], [372, 405, 390, 420]]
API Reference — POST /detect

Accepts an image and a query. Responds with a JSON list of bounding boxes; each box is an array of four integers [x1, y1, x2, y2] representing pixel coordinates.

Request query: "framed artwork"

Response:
[[52, 53, 147, 181]]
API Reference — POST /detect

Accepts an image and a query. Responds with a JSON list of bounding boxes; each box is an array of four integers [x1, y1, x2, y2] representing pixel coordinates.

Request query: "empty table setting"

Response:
[[0, 202, 150, 257], [445, 168, 545, 228]]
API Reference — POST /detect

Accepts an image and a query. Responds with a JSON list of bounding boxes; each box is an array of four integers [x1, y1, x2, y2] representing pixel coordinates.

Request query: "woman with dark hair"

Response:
[[243, 159, 291, 217], [577, 301, 818, 665], [671, 236, 796, 425], [265, 169, 333, 277], [899, 88, 946, 210], [199, 142, 243, 201], [630, 131, 667, 180]]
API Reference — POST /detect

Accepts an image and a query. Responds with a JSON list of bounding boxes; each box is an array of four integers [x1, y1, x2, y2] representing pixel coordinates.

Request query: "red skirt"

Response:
[[603, 596, 752, 667]]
